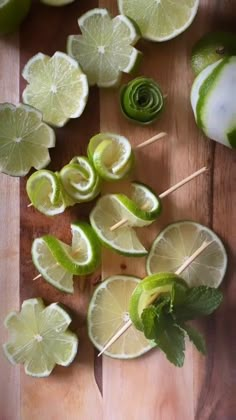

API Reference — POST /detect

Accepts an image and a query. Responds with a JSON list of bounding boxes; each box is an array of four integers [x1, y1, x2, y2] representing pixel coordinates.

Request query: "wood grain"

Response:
[[0, 34, 20, 420]]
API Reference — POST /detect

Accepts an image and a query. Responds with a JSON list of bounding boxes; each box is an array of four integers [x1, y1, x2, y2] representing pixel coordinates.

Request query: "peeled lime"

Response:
[[0, 0, 31, 35]]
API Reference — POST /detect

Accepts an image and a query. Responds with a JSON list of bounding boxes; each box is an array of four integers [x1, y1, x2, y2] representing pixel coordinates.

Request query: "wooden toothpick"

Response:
[[136, 132, 167, 149], [110, 167, 208, 231], [97, 240, 212, 357]]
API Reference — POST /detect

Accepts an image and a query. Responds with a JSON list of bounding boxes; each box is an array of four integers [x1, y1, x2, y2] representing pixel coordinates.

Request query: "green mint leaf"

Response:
[[141, 306, 159, 340], [171, 281, 188, 308], [173, 286, 223, 321], [155, 317, 185, 367], [180, 323, 207, 355]]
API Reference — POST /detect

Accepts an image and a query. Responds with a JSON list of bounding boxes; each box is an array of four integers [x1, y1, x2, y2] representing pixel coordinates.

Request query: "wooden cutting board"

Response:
[[0, 1, 235, 419]]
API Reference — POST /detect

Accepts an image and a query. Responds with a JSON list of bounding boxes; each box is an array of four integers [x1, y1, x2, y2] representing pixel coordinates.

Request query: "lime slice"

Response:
[[60, 156, 101, 201], [36, 222, 101, 276], [0, 0, 31, 35], [32, 237, 74, 293], [67, 8, 141, 87], [3, 298, 78, 377], [191, 32, 236, 75], [191, 57, 236, 148], [88, 275, 155, 358], [118, 0, 199, 42], [90, 194, 148, 256], [87, 133, 134, 181], [22, 52, 89, 127], [0, 103, 55, 177], [147, 221, 227, 288], [129, 273, 188, 330], [26, 170, 67, 216], [40, 0, 75, 6]]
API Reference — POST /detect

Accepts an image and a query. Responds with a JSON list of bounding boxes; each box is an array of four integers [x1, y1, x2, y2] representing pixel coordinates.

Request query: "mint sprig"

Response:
[[141, 284, 223, 367]]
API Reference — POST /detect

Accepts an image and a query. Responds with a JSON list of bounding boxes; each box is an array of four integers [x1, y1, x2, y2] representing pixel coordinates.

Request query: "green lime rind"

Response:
[[31, 237, 74, 294], [129, 181, 162, 221], [0, 0, 31, 35], [129, 273, 188, 331], [42, 223, 101, 275], [191, 31, 236, 75], [40, 0, 75, 6], [227, 127, 236, 148], [120, 76, 164, 124]]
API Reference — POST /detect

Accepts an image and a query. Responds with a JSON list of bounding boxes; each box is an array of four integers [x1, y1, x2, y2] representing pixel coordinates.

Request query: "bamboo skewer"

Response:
[[110, 167, 208, 232], [97, 240, 212, 357]]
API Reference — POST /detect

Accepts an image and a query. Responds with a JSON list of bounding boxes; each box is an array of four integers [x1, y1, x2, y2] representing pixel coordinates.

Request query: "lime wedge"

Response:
[[118, 0, 199, 42], [129, 273, 188, 330], [67, 8, 141, 87], [32, 237, 74, 293], [147, 221, 227, 288], [3, 298, 78, 377], [60, 156, 101, 201], [191, 32, 236, 75], [40, 0, 75, 5], [87, 133, 134, 181], [90, 194, 148, 256], [88, 275, 154, 358], [0, 0, 31, 35], [26, 170, 67, 216], [0, 103, 55, 177], [22, 52, 89, 127]]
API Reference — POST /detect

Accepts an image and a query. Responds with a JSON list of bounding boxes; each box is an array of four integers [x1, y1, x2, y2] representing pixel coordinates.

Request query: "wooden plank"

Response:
[[19, 2, 102, 419], [0, 35, 20, 420]]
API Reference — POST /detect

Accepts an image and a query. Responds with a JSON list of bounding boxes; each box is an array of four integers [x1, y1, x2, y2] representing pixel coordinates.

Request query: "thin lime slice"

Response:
[[118, 0, 199, 42], [129, 273, 188, 330], [147, 221, 227, 288], [88, 275, 155, 359], [40, 0, 75, 5], [32, 237, 74, 293], [88, 133, 134, 181], [39, 222, 101, 275], [90, 194, 148, 256], [0, 0, 31, 35], [3, 298, 78, 377], [191, 57, 236, 148], [191, 32, 236, 75], [0, 103, 55, 177], [60, 156, 101, 201], [67, 8, 141, 87], [26, 170, 67, 216], [22, 52, 89, 127]]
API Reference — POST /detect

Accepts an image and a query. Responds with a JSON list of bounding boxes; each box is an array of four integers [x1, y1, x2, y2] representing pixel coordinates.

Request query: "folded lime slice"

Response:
[[60, 156, 101, 201], [22, 52, 89, 127], [88, 133, 134, 181], [26, 170, 67, 216], [67, 8, 141, 87], [40, 0, 75, 5], [118, 0, 199, 42], [0, 103, 55, 177], [3, 298, 78, 377], [147, 221, 227, 288], [129, 273, 188, 330], [36, 222, 101, 276], [0, 0, 31, 35], [32, 237, 74, 293], [88, 275, 155, 359], [90, 194, 148, 256]]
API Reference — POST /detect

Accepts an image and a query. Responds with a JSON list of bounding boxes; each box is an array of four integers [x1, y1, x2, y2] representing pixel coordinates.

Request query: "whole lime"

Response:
[[0, 0, 31, 35]]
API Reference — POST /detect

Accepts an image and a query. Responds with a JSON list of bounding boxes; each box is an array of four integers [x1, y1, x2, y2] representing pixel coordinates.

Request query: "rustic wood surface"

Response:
[[0, 0, 235, 419]]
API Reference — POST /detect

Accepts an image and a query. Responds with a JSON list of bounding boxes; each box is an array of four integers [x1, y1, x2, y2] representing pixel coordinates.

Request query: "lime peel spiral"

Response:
[[120, 76, 165, 124]]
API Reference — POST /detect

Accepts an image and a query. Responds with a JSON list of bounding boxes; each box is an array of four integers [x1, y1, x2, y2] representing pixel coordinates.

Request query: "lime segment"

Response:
[[3, 298, 78, 377], [147, 221, 227, 287], [88, 275, 154, 359], [67, 8, 140, 87]]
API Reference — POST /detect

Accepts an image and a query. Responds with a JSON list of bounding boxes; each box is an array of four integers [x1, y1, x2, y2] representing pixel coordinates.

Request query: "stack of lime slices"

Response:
[[3, 298, 78, 377], [32, 222, 101, 293]]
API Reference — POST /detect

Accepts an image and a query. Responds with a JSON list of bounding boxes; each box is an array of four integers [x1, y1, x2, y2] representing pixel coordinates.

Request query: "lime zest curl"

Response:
[[120, 76, 165, 124]]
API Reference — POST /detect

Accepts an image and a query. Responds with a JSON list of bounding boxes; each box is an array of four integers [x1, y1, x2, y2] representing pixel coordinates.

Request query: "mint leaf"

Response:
[[181, 323, 206, 355], [155, 318, 185, 367], [141, 306, 158, 339], [173, 286, 223, 321], [171, 281, 188, 308]]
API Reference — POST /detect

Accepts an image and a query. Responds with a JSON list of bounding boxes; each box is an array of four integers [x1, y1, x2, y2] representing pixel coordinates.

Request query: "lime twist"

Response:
[[32, 222, 101, 293], [120, 77, 164, 124], [3, 298, 78, 377]]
